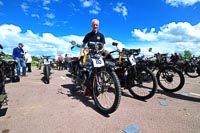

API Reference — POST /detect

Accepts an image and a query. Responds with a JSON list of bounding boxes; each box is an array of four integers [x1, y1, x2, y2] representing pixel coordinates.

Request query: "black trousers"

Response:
[[26, 63, 32, 72], [58, 61, 63, 70]]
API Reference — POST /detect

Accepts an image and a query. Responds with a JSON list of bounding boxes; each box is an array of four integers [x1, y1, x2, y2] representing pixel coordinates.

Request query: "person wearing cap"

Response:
[[12, 43, 27, 76], [24, 51, 32, 72]]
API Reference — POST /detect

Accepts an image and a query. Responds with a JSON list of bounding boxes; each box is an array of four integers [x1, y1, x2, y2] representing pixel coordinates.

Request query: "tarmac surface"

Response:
[[0, 67, 200, 133]]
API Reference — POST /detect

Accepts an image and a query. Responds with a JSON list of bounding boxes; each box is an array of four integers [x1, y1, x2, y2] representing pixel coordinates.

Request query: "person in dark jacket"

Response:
[[80, 19, 105, 57], [78, 19, 106, 96], [12, 43, 26, 76]]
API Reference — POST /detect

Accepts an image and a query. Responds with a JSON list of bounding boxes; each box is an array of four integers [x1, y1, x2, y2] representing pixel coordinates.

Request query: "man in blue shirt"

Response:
[[12, 43, 26, 76]]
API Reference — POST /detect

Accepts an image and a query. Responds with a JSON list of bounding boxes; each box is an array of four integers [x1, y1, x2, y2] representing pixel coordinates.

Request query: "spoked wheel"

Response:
[[127, 67, 157, 100], [185, 65, 200, 78], [0, 71, 5, 94], [92, 69, 121, 114], [156, 66, 185, 92], [44, 66, 50, 84], [0, 70, 6, 104]]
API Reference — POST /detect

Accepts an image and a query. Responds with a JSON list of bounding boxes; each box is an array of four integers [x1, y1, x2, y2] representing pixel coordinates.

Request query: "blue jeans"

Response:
[[16, 57, 26, 76]]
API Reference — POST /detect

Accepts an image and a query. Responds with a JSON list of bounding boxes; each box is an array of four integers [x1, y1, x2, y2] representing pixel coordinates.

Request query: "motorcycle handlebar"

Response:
[[122, 48, 140, 56]]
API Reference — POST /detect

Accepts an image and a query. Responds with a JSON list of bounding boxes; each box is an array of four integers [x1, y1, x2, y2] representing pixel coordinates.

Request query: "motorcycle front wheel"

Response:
[[92, 69, 121, 114]]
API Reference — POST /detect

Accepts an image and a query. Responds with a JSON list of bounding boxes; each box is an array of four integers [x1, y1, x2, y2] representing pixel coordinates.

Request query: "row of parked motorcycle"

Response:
[[0, 42, 199, 113], [0, 44, 20, 106], [0, 42, 57, 107], [68, 41, 200, 115]]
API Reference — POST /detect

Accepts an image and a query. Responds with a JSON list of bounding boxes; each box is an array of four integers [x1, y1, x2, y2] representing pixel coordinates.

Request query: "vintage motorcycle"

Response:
[[70, 41, 121, 114], [105, 42, 158, 100], [144, 49, 185, 92], [42, 56, 52, 84], [0, 44, 19, 105], [172, 59, 200, 78], [0, 44, 6, 104]]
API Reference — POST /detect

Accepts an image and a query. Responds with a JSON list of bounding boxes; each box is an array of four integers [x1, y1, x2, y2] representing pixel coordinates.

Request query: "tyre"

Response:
[[127, 67, 157, 100], [92, 69, 121, 114], [185, 65, 200, 78], [44, 66, 50, 84], [156, 66, 185, 92], [12, 75, 20, 82], [0, 70, 6, 95]]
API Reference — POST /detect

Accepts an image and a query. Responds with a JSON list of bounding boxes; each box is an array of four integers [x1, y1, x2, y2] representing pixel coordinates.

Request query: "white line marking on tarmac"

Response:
[[189, 92, 200, 97], [60, 76, 65, 80]]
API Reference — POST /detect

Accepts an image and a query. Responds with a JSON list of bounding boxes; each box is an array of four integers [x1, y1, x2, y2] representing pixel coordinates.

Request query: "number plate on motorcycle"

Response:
[[43, 59, 50, 65], [129, 55, 136, 65], [92, 58, 105, 67]]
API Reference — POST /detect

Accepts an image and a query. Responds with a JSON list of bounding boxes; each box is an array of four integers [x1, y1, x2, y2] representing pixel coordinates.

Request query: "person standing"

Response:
[[24, 51, 32, 72], [12, 43, 27, 76], [64, 54, 72, 70], [79, 19, 106, 96], [80, 19, 105, 57], [57, 54, 63, 70]]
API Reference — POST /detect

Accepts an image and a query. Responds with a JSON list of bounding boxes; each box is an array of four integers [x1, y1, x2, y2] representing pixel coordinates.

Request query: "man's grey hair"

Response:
[[91, 19, 99, 25]]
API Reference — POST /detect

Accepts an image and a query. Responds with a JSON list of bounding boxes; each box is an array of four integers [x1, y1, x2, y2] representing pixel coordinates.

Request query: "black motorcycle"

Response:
[[42, 56, 52, 84], [144, 50, 185, 93], [0, 44, 20, 105], [70, 41, 121, 114], [105, 42, 158, 100], [173, 59, 200, 78]]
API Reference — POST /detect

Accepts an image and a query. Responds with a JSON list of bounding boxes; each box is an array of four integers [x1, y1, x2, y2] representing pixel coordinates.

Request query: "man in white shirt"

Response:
[[24, 51, 32, 72]]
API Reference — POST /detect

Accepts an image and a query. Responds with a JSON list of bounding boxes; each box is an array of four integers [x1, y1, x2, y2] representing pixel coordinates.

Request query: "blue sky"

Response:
[[0, 0, 200, 58]]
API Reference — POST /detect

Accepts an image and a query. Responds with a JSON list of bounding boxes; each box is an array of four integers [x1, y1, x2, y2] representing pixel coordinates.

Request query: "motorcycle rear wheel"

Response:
[[156, 66, 185, 92], [0, 70, 5, 95], [127, 67, 157, 100], [185, 65, 200, 78], [44, 66, 50, 84]]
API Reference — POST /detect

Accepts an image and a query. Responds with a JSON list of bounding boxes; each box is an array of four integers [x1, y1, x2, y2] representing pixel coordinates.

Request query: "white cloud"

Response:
[[89, 10, 98, 14], [81, 0, 92, 7], [43, 21, 54, 26], [43, 7, 50, 11], [43, 0, 51, 6], [0, 24, 124, 57], [1, 22, 199, 58], [131, 22, 200, 55], [21, 3, 29, 15], [113, 2, 128, 19], [132, 28, 157, 41], [165, 0, 200, 7], [46, 13, 55, 19], [31, 14, 40, 18], [80, 0, 101, 14], [158, 22, 200, 42]]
